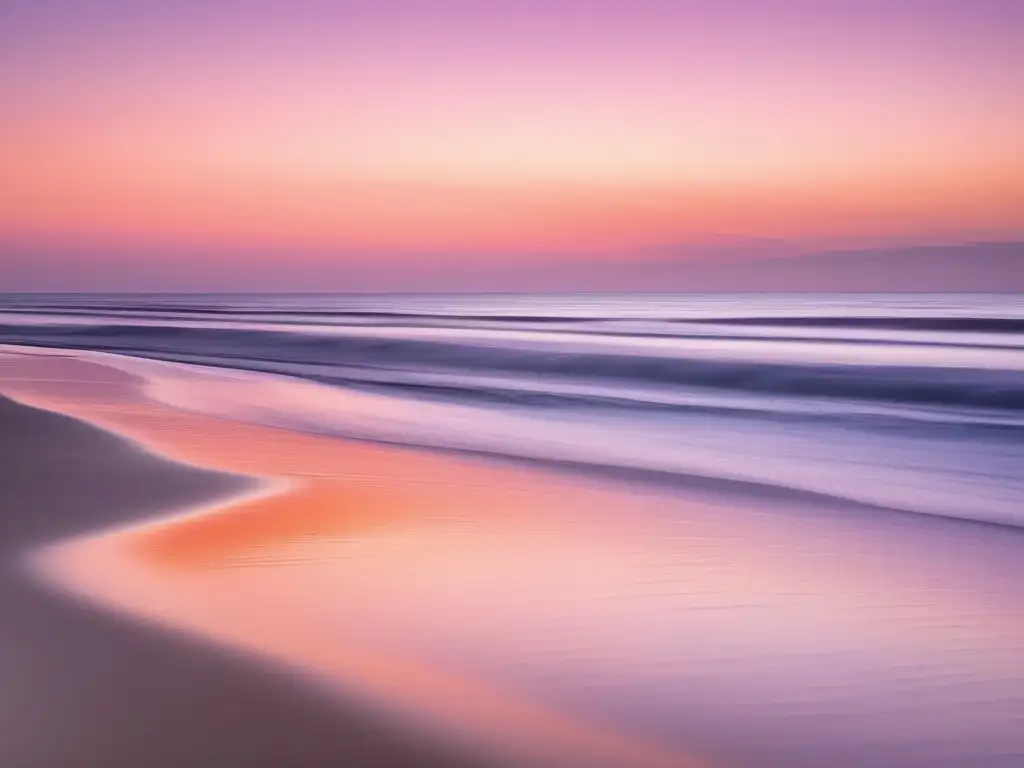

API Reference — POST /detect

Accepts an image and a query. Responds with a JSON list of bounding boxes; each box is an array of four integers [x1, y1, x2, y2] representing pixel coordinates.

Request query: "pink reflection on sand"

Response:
[[3, 351, 699, 767], [4, 348, 1023, 767]]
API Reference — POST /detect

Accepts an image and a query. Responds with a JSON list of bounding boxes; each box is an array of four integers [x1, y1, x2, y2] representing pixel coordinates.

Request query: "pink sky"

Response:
[[1, 0, 1021, 287]]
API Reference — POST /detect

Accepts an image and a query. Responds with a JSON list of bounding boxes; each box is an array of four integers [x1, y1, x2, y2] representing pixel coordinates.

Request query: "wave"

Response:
[[9, 306, 1024, 333], [0, 304, 603, 324], [44, 344, 1023, 530], [3, 321, 1023, 412], [5, 292, 1024, 531], [681, 316, 1024, 333]]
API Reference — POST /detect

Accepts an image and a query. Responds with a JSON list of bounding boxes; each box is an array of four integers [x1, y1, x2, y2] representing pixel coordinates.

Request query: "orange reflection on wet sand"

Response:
[[3, 348, 1023, 767], [0, 351, 701, 767]]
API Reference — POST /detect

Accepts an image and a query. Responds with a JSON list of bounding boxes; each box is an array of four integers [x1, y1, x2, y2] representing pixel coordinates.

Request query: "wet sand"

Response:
[[2, 347, 1022, 767], [0, 365, 476, 766], [0, 350, 698, 767]]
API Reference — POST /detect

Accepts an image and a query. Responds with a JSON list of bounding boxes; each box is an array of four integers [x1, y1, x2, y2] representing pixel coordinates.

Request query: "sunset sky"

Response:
[[1, 0, 1021, 289]]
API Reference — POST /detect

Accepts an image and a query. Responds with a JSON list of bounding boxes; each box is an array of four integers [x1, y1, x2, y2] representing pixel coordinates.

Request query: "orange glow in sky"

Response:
[[1, 0, 1021, 282]]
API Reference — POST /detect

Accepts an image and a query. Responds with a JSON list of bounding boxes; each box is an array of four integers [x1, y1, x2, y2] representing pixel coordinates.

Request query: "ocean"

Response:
[[2, 292, 1022, 528]]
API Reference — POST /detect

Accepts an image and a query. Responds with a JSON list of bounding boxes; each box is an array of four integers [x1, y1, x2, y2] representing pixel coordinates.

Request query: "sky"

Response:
[[1, 0, 1022, 289]]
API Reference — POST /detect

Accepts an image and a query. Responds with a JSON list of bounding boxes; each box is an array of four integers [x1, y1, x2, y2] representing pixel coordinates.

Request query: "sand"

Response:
[[0, 350, 698, 767], [4, 347, 1022, 768], [0, 355, 484, 768]]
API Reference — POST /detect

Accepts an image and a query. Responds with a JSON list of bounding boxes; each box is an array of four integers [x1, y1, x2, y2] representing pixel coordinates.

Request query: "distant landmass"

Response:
[[542, 241, 1024, 293], [1, 240, 1022, 293]]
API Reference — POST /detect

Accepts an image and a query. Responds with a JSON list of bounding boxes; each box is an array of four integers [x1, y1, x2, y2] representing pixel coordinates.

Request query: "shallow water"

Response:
[[2, 292, 1023, 526]]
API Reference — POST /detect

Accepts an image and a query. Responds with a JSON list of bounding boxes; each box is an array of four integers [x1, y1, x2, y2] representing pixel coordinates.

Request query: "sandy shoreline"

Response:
[[0, 395, 481, 767], [3, 346, 1022, 767], [0, 349, 697, 767]]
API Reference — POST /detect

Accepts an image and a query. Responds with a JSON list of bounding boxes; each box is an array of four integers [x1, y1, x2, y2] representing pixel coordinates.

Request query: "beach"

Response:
[[3, 0, 1021, 761], [0, 349, 698, 767], [2, 345, 1023, 767], [0, 353, 480, 767]]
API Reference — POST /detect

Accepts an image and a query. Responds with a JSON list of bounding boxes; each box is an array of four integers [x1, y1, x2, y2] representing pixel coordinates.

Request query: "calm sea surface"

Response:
[[3, 292, 1023, 526]]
